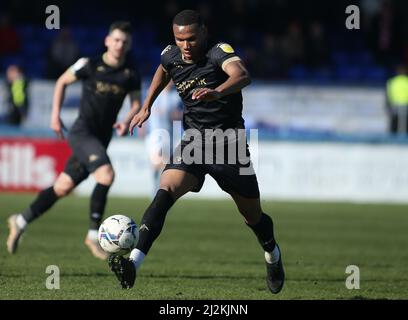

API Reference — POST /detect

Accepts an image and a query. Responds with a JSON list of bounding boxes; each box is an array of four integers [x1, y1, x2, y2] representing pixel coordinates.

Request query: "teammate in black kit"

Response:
[[6, 21, 141, 260], [109, 10, 285, 294]]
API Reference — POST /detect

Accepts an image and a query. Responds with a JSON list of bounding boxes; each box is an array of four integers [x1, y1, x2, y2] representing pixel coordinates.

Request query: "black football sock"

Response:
[[22, 186, 59, 223], [136, 189, 175, 255], [246, 213, 276, 252], [89, 183, 111, 230]]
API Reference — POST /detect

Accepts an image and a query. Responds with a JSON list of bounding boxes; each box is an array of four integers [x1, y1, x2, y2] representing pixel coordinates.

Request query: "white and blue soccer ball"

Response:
[[98, 215, 139, 255]]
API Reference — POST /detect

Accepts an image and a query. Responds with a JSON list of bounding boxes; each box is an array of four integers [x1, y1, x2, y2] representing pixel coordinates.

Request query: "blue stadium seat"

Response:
[[0, 55, 25, 71], [310, 68, 333, 83], [288, 65, 309, 81], [16, 25, 37, 41], [331, 51, 350, 67], [335, 65, 362, 81], [70, 26, 91, 43], [40, 29, 58, 43], [363, 66, 388, 83], [21, 41, 47, 57], [25, 60, 46, 78], [80, 42, 101, 57], [92, 27, 108, 42], [352, 51, 374, 66]]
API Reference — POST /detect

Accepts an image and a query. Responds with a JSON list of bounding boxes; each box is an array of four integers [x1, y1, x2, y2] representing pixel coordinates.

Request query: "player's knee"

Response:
[[95, 166, 115, 186], [158, 183, 173, 194], [99, 172, 115, 186], [53, 181, 74, 197], [158, 183, 180, 199]]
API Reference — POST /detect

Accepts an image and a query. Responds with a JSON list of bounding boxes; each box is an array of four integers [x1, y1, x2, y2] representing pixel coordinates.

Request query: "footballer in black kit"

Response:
[[66, 54, 140, 183], [161, 42, 245, 131], [6, 21, 141, 260], [160, 42, 259, 198], [109, 10, 285, 294]]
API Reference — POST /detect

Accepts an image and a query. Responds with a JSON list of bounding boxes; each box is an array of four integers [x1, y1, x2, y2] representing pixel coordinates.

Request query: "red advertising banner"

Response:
[[0, 138, 72, 192]]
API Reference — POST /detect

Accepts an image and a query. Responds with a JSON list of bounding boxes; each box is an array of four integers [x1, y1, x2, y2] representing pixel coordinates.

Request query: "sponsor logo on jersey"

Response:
[[97, 66, 105, 72], [95, 81, 125, 95], [218, 43, 234, 54], [175, 77, 207, 95]]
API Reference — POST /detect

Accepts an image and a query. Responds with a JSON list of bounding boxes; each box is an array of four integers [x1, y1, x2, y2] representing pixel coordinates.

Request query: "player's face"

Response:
[[173, 23, 206, 61], [105, 29, 132, 59]]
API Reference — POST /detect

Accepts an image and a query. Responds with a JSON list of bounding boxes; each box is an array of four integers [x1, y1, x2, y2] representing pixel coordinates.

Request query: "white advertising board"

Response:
[[75, 138, 408, 203]]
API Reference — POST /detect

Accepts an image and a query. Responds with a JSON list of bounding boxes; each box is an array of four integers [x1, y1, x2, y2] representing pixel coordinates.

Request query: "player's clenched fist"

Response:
[[192, 88, 222, 102], [113, 122, 129, 137]]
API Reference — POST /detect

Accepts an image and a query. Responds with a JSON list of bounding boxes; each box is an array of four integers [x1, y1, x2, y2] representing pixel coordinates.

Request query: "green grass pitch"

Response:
[[0, 193, 407, 300]]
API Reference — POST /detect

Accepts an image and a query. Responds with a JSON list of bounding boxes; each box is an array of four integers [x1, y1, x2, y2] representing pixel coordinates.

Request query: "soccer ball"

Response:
[[98, 215, 139, 256]]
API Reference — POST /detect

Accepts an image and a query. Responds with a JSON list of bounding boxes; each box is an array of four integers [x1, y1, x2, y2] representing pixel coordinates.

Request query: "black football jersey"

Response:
[[69, 54, 140, 141], [160, 43, 245, 131]]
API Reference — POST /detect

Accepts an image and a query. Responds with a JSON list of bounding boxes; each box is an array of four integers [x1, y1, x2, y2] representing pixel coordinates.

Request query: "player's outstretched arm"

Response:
[[192, 60, 251, 102], [50, 69, 77, 139], [129, 65, 171, 135]]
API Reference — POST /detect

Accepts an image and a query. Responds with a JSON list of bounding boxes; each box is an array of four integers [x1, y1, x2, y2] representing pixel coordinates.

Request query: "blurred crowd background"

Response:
[[0, 0, 407, 82], [1, 0, 408, 138], [1, 0, 408, 200]]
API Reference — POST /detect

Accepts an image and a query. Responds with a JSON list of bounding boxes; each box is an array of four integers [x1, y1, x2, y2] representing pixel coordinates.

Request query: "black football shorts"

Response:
[[163, 136, 260, 199], [63, 132, 111, 185]]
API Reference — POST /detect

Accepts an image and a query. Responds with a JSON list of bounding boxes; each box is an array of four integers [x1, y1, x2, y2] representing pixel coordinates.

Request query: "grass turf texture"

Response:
[[0, 193, 407, 300]]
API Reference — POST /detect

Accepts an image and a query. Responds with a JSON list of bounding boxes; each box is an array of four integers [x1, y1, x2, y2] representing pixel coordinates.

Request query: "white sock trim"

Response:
[[129, 248, 145, 270], [265, 245, 280, 264], [16, 214, 27, 230]]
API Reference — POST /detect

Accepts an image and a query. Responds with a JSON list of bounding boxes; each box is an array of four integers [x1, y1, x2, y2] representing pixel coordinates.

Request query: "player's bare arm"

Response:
[[114, 90, 141, 136], [192, 59, 251, 102], [50, 68, 78, 139], [129, 65, 171, 134]]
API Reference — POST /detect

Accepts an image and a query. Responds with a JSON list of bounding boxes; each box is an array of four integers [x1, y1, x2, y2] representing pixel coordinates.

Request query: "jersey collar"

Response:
[[102, 52, 125, 69]]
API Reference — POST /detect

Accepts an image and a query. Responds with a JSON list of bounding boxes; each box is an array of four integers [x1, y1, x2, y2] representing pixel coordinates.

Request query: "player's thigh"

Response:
[[207, 163, 262, 224], [53, 172, 76, 197], [93, 164, 115, 186], [62, 155, 90, 190], [229, 191, 263, 225], [159, 169, 200, 200]]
